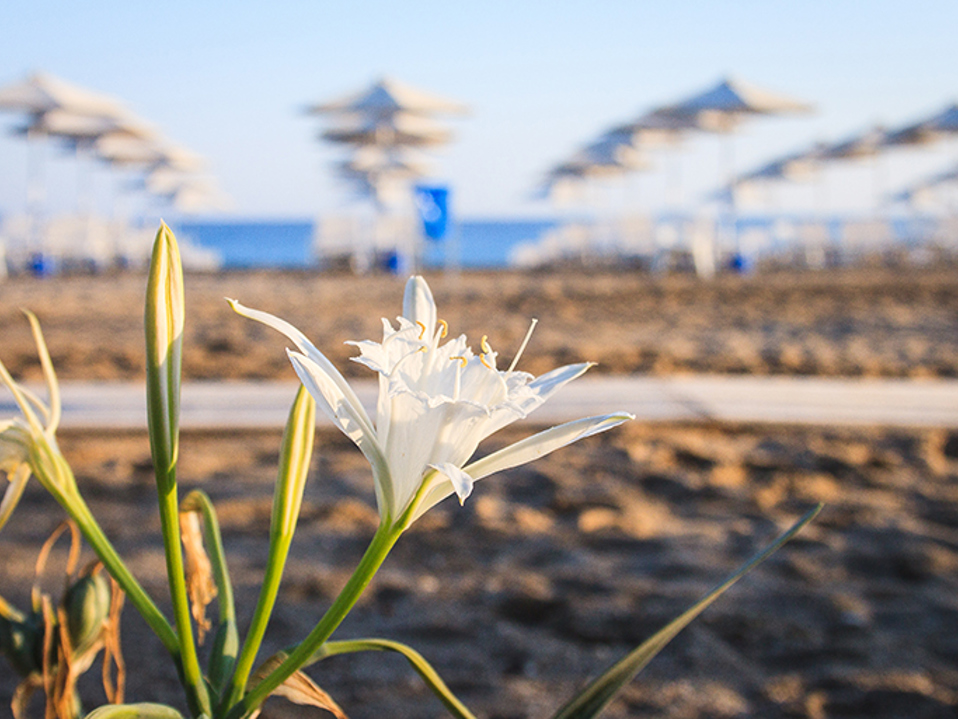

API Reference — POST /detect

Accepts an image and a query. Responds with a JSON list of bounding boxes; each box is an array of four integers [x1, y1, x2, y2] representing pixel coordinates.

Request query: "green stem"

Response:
[[227, 521, 401, 719], [157, 471, 213, 717], [223, 530, 292, 710], [67, 491, 179, 655]]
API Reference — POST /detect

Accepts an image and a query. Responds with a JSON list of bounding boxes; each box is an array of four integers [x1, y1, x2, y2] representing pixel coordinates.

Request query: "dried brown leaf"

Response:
[[250, 654, 349, 719], [178, 510, 216, 644]]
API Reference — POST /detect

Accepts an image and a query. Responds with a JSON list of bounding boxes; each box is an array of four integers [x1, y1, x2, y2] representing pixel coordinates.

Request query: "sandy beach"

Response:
[[0, 266, 956, 383], [1, 266, 957, 718]]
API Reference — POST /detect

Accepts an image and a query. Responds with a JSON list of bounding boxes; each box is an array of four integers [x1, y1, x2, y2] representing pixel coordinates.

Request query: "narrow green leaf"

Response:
[[225, 386, 316, 709], [551, 504, 823, 719], [83, 703, 185, 719], [308, 638, 478, 719]]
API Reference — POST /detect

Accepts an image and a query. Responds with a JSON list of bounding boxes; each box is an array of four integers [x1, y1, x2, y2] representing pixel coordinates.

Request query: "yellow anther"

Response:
[[481, 335, 492, 355], [450, 355, 468, 368], [437, 319, 448, 338], [416, 321, 427, 340], [479, 354, 493, 369]]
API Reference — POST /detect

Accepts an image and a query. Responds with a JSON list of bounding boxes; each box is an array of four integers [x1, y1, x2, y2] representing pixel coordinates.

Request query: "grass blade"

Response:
[[307, 638, 478, 719], [551, 504, 823, 719]]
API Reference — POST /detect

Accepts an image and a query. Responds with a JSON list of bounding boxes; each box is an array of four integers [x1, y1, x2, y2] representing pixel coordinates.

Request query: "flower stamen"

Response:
[[416, 321, 427, 340], [508, 318, 539, 372], [479, 334, 496, 370], [437, 319, 448, 338], [449, 356, 465, 400]]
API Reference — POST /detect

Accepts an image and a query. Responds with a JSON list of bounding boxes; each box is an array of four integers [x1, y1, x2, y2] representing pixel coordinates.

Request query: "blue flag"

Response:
[[415, 185, 450, 241]]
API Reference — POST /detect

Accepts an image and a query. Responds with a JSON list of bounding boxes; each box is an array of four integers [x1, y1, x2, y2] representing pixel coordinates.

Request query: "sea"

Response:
[[175, 219, 559, 270], [173, 214, 930, 271]]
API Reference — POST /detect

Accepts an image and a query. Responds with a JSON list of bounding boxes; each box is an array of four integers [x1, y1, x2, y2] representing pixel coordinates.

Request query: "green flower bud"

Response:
[[0, 611, 45, 677], [64, 570, 111, 652]]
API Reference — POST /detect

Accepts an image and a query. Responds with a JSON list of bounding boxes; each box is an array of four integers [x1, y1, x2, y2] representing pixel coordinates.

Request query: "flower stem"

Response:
[[64, 488, 179, 655], [157, 470, 213, 717], [228, 521, 401, 719]]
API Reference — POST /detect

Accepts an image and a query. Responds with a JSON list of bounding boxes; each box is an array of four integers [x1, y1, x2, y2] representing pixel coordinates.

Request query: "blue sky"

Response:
[[1, 1, 956, 219]]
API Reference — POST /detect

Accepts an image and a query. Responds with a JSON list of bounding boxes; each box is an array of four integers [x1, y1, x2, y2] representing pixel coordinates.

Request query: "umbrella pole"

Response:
[[722, 135, 740, 264], [26, 126, 47, 251]]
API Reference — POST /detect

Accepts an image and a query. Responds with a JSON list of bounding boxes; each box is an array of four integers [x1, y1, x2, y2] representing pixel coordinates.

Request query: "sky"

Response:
[[1, 0, 957, 221]]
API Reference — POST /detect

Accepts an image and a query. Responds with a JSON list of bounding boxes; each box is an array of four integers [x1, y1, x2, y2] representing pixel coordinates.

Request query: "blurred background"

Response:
[[2, 4, 958, 719], [1, 0, 957, 274]]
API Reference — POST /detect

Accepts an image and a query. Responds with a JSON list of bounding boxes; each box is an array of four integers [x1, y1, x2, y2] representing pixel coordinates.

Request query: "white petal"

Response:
[[430, 462, 475, 504], [402, 276, 437, 332], [527, 362, 594, 401], [288, 351, 394, 517], [466, 413, 633, 480], [382, 389, 447, 506], [410, 412, 633, 522], [228, 299, 377, 436], [0, 463, 31, 531]]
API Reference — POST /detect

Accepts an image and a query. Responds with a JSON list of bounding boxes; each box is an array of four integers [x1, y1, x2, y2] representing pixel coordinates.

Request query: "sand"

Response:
[[0, 266, 955, 382], [0, 266, 957, 718]]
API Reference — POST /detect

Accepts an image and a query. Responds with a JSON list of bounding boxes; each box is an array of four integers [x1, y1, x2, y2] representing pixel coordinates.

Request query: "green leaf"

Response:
[[225, 386, 316, 709], [551, 504, 823, 719], [83, 703, 185, 719], [308, 638, 478, 719]]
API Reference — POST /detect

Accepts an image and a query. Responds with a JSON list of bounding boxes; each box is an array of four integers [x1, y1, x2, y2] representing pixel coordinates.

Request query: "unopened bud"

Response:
[[64, 568, 111, 652], [0, 611, 45, 676]]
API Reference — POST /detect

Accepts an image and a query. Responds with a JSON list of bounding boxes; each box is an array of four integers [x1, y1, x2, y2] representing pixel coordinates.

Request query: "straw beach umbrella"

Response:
[[307, 76, 469, 119], [654, 76, 814, 133], [321, 112, 452, 148], [653, 77, 814, 261], [0, 72, 125, 119], [307, 77, 468, 268], [820, 126, 888, 160], [539, 130, 650, 202], [653, 76, 814, 184], [337, 147, 433, 205], [0, 73, 133, 242], [95, 135, 205, 172], [16, 109, 160, 215], [884, 103, 958, 147]]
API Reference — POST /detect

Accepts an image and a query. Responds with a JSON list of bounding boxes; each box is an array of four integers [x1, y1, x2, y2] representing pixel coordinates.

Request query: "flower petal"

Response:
[[228, 299, 377, 437], [410, 412, 633, 521], [429, 462, 475, 504], [402, 276, 437, 332], [527, 362, 594, 403], [466, 412, 633, 480], [287, 351, 393, 517], [0, 463, 31, 531]]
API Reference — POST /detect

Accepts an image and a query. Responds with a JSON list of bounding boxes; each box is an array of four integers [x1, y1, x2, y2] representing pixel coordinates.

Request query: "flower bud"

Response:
[[145, 222, 185, 485], [64, 569, 111, 652], [0, 611, 45, 676]]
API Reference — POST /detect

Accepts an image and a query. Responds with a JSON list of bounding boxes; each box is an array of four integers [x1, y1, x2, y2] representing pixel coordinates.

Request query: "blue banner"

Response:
[[415, 185, 450, 241]]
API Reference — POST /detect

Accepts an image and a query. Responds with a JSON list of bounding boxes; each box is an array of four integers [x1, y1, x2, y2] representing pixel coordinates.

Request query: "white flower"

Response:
[[0, 312, 64, 531], [230, 277, 632, 526]]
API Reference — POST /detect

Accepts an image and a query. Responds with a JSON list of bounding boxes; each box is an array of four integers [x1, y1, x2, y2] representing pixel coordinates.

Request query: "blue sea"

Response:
[[175, 219, 559, 270]]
